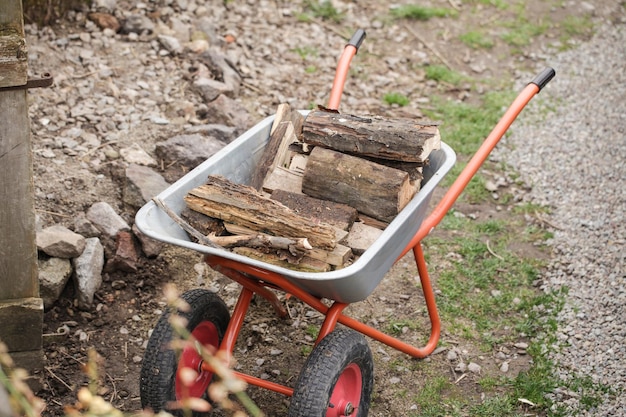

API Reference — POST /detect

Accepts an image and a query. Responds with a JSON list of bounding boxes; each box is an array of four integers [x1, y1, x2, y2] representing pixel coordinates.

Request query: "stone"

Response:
[[105, 231, 140, 272], [155, 133, 225, 168], [38, 257, 72, 309], [202, 94, 252, 135], [119, 143, 157, 166], [132, 224, 164, 258], [467, 362, 482, 374], [86, 202, 130, 238], [158, 35, 183, 55], [123, 164, 170, 208], [73, 238, 105, 310], [198, 50, 241, 96], [193, 77, 234, 102], [74, 213, 101, 238], [122, 14, 155, 34], [185, 124, 236, 143], [36, 225, 86, 258]]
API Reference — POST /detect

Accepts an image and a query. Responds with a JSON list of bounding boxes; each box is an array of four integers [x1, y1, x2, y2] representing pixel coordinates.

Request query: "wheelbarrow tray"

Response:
[[135, 113, 456, 303]]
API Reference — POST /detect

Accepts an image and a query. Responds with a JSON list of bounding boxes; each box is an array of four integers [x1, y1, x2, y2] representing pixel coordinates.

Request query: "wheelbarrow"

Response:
[[135, 29, 555, 416]]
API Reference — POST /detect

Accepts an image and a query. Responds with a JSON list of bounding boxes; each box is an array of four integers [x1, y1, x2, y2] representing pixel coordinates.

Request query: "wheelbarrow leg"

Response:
[[412, 242, 441, 353]]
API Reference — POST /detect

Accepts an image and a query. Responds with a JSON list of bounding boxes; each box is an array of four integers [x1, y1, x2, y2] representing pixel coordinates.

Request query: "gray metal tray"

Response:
[[135, 113, 456, 303]]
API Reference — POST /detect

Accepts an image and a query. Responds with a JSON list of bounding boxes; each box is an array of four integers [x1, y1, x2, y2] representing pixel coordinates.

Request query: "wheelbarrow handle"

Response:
[[347, 29, 367, 50], [530, 67, 556, 91], [398, 67, 557, 258], [327, 29, 367, 110]]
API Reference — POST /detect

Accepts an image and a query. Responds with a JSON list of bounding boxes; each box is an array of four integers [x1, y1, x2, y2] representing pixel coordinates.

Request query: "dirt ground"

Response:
[[23, 1, 617, 415]]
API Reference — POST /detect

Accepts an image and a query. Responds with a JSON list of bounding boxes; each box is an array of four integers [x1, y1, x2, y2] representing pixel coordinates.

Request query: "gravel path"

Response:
[[500, 17, 626, 416]]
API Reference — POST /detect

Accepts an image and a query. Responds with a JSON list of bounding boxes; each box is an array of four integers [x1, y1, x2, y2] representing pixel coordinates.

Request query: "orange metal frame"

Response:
[[199, 39, 550, 397]]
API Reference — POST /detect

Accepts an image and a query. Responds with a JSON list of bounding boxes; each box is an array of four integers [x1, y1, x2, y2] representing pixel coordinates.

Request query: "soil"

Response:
[[21, 0, 616, 416]]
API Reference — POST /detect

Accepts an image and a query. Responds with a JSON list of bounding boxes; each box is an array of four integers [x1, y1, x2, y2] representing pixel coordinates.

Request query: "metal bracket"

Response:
[[0, 73, 53, 91]]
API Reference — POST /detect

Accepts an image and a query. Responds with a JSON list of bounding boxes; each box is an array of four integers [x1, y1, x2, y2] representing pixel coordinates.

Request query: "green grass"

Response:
[[301, 0, 344, 23], [390, 4, 457, 20], [459, 30, 495, 49], [383, 92, 410, 107], [424, 65, 466, 86], [501, 18, 548, 48]]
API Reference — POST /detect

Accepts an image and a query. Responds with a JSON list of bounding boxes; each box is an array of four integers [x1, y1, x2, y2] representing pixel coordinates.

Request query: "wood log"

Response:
[[208, 233, 312, 252], [308, 244, 353, 267], [302, 147, 416, 223], [343, 222, 384, 255], [270, 189, 358, 231], [185, 175, 336, 250], [250, 104, 298, 190], [223, 223, 350, 267], [233, 247, 331, 272], [262, 165, 303, 194], [181, 207, 225, 236], [302, 110, 440, 163]]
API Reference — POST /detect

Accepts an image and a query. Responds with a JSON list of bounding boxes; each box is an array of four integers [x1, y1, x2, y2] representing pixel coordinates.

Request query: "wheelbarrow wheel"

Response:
[[288, 328, 374, 417], [140, 288, 230, 416]]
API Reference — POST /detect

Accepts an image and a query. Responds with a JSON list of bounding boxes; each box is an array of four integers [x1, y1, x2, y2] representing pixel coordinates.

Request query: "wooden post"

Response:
[[0, 0, 44, 373]]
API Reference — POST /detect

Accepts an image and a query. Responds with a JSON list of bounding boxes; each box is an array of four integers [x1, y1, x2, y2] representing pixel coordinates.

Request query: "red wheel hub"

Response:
[[327, 363, 362, 417], [175, 321, 219, 400]]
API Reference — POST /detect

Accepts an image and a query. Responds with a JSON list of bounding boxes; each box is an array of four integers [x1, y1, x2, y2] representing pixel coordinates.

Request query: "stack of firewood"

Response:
[[180, 103, 441, 272]]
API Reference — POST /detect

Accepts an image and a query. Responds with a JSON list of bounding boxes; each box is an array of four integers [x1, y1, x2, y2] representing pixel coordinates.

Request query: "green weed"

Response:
[[424, 65, 466, 86], [501, 19, 548, 48], [383, 92, 410, 107], [390, 4, 457, 20], [301, 0, 344, 23], [459, 30, 495, 49]]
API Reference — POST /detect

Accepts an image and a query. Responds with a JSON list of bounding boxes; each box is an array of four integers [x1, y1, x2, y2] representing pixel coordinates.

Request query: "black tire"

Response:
[[288, 328, 374, 417], [140, 289, 230, 416]]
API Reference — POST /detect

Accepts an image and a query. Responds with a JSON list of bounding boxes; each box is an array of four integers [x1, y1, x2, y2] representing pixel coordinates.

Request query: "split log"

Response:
[[262, 166, 303, 194], [308, 244, 353, 267], [233, 247, 331, 272], [250, 103, 305, 190], [302, 110, 440, 163], [270, 189, 358, 231], [184, 175, 336, 250], [343, 222, 384, 256], [302, 147, 416, 223]]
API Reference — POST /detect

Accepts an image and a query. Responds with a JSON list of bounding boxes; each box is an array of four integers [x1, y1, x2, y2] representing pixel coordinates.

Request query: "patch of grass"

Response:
[[558, 15, 594, 50], [469, 395, 517, 416], [501, 18, 548, 48], [424, 65, 466, 86], [300, 0, 344, 23], [411, 376, 463, 417], [305, 65, 317, 74], [462, 0, 508, 9], [459, 30, 495, 49], [383, 92, 410, 107], [562, 15, 593, 37], [390, 4, 457, 20], [425, 89, 516, 156], [304, 325, 319, 339]]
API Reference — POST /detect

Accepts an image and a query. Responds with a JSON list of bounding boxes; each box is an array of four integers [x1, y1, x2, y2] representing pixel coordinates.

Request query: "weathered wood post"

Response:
[[0, 0, 44, 372]]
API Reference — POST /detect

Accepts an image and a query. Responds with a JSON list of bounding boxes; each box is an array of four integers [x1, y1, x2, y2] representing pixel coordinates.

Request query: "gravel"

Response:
[[499, 19, 626, 416]]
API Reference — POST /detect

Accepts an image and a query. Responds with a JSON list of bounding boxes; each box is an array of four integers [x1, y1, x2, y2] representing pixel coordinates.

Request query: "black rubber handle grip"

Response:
[[530, 67, 556, 91], [347, 29, 367, 52]]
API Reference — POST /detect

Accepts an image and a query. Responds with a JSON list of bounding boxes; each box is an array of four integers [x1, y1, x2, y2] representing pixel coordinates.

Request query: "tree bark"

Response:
[[302, 110, 440, 163], [302, 147, 415, 222], [185, 175, 337, 250]]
